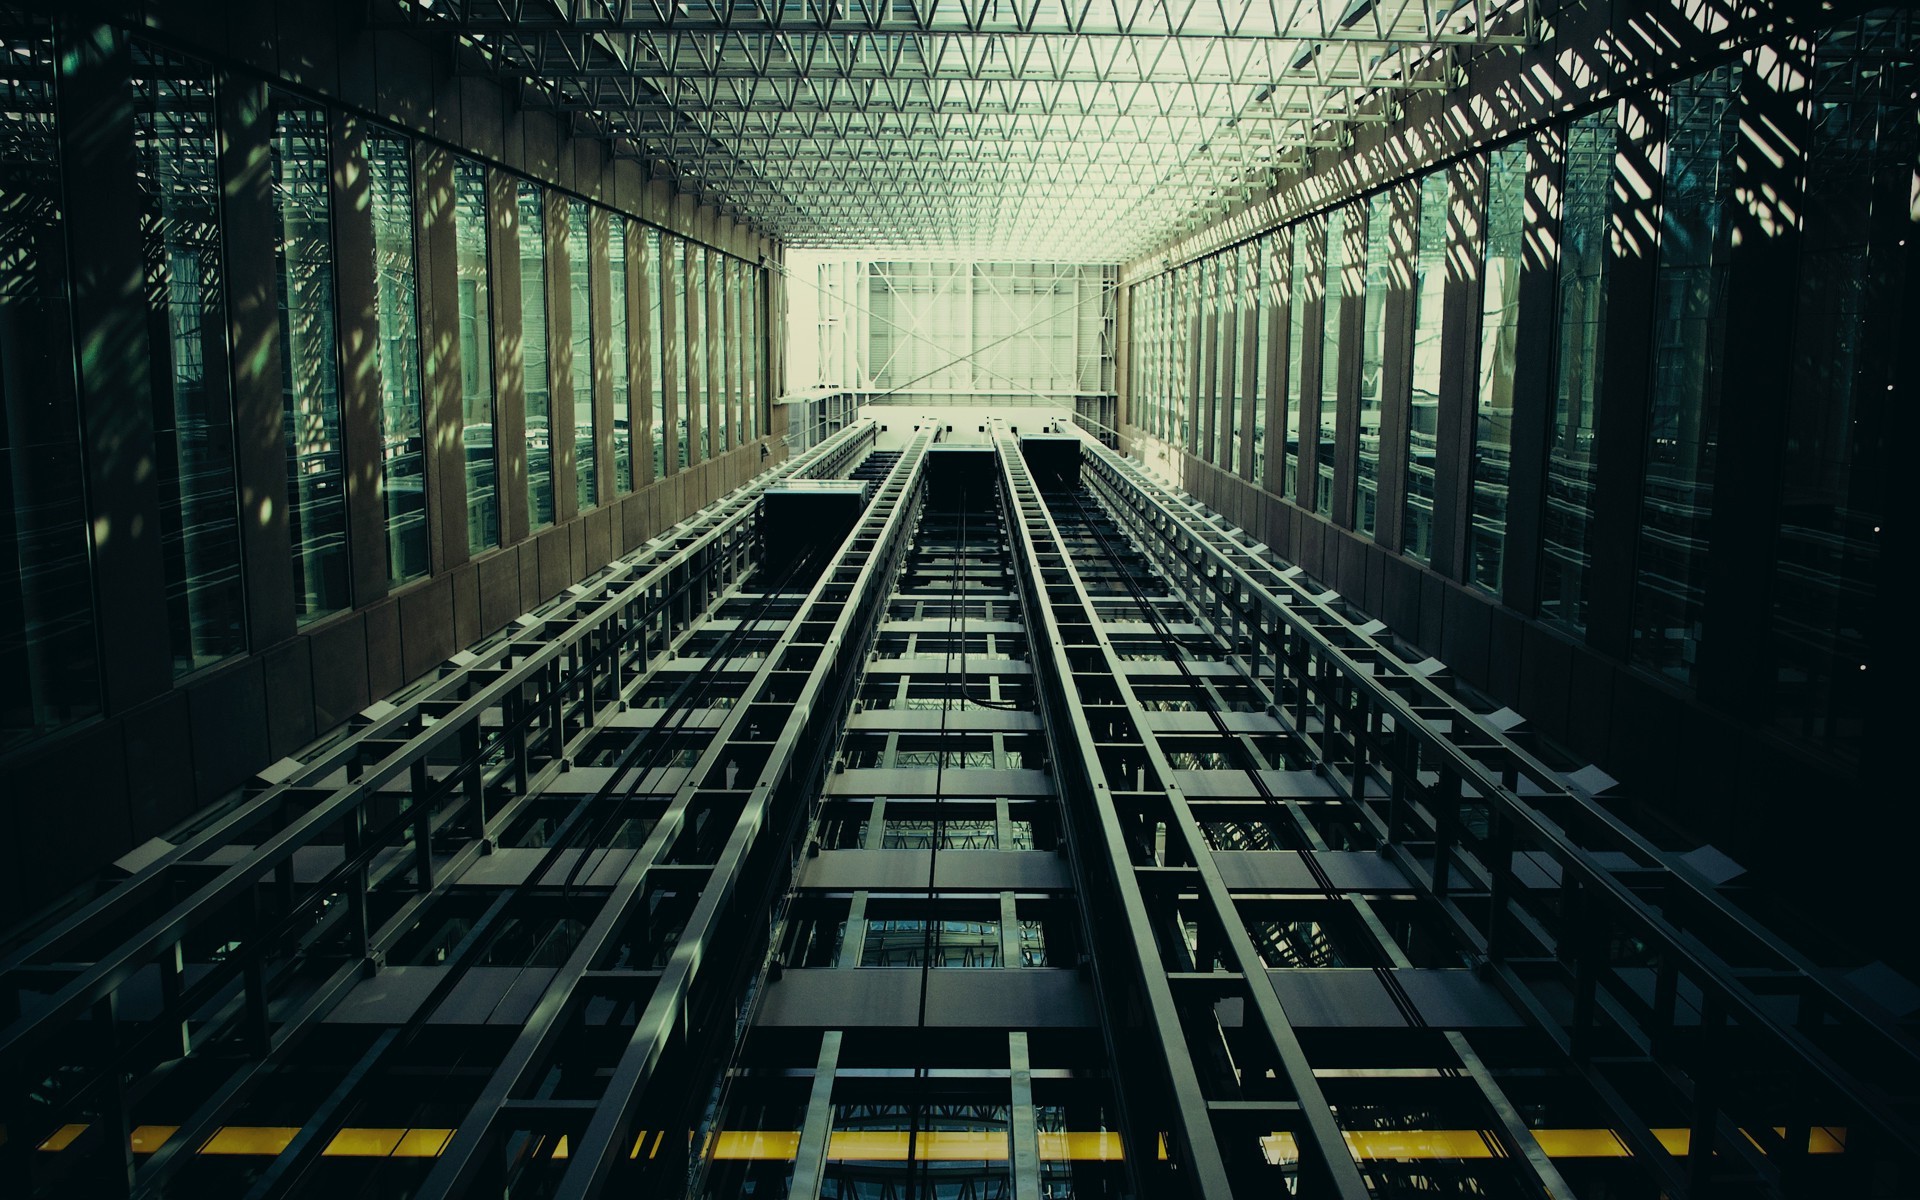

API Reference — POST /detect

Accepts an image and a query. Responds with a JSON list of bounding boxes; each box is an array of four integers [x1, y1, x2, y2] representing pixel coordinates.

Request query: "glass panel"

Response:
[[1540, 109, 1615, 633], [1355, 191, 1392, 537], [1404, 169, 1448, 564], [1318, 206, 1346, 517], [1633, 63, 1742, 686], [132, 41, 245, 671], [670, 236, 689, 468], [1252, 235, 1271, 484], [1174, 264, 1191, 449], [1471, 143, 1528, 593], [690, 244, 708, 462], [1284, 224, 1309, 500], [269, 96, 348, 620], [567, 199, 595, 511], [714, 253, 729, 452], [1225, 245, 1244, 469], [729, 258, 745, 449], [608, 214, 631, 492], [367, 131, 427, 586], [452, 158, 497, 553], [743, 264, 759, 442], [0, 23, 100, 748], [1770, 8, 1913, 757], [518, 182, 553, 529], [647, 227, 666, 478]]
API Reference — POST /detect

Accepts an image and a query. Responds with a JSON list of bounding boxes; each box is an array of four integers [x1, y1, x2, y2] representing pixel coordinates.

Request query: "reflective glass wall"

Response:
[[366, 129, 428, 586], [1403, 169, 1447, 563], [453, 157, 497, 553], [270, 96, 348, 621], [519, 182, 554, 530], [0, 22, 99, 749], [132, 41, 245, 674], [1470, 143, 1527, 594], [566, 198, 596, 511]]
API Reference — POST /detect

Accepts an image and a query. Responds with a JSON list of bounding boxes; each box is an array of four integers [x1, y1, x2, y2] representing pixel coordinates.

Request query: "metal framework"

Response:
[[381, 0, 1535, 257]]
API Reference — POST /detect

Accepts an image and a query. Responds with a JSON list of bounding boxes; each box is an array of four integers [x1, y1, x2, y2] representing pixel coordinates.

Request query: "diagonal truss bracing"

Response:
[[383, 0, 1534, 257]]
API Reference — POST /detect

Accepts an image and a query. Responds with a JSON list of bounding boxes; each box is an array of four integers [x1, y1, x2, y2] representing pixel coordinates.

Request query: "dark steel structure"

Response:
[[7, 419, 1916, 1198]]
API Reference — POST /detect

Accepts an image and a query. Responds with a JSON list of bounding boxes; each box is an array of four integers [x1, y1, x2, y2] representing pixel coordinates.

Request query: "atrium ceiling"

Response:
[[386, 0, 1534, 258]]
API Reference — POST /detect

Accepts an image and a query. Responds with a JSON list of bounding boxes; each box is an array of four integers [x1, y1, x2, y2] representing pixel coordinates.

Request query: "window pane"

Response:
[[1355, 192, 1392, 537], [0, 24, 100, 748], [1404, 169, 1447, 564], [1284, 225, 1309, 501], [452, 158, 497, 553], [1540, 109, 1615, 633], [567, 199, 596, 511], [608, 214, 631, 492], [1770, 9, 1912, 756], [1471, 143, 1528, 593], [367, 130, 427, 586], [519, 182, 553, 529], [669, 235, 689, 469], [270, 96, 348, 620], [132, 41, 245, 671], [743, 264, 759, 442], [1222, 247, 1242, 468], [1317, 207, 1346, 517], [714, 253, 729, 451], [646, 227, 665, 478], [1253, 234, 1277, 485], [690, 244, 708, 462], [1633, 63, 1742, 686]]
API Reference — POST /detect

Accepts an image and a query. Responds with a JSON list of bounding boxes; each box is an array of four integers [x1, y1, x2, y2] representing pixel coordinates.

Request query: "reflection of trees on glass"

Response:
[[1403, 169, 1448, 564], [519, 182, 553, 529], [366, 130, 428, 586], [1633, 64, 1742, 686], [1233, 242, 1253, 471], [1771, 7, 1912, 758], [1541, 109, 1614, 633], [646, 227, 666, 478], [567, 199, 596, 510], [1356, 192, 1392, 537], [1471, 142, 1528, 594], [452, 158, 496, 553], [714, 251, 730, 452], [1284, 224, 1309, 500], [132, 40, 244, 673], [0, 25, 100, 748], [270, 98, 348, 622], [608, 214, 631, 492], [691, 244, 710, 461], [1317, 207, 1346, 517], [742, 262, 759, 442]]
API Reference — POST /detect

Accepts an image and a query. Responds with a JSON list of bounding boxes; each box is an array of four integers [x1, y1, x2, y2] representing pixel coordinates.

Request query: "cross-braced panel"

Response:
[[385, 0, 1534, 257]]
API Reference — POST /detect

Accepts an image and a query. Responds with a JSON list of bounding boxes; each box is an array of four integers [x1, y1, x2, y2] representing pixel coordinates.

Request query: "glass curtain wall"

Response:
[[608, 215, 632, 492], [131, 41, 245, 672], [1540, 109, 1616, 633], [1471, 143, 1528, 592], [0, 24, 99, 748], [270, 97, 348, 620], [1317, 207, 1346, 517], [1251, 234, 1282, 487], [714, 252, 729, 452], [670, 235, 689, 469], [1231, 243, 1251, 470], [1284, 228, 1308, 500], [366, 130, 428, 586], [1770, 8, 1913, 755], [567, 199, 596, 511], [690, 244, 709, 462], [452, 158, 497, 553], [1355, 192, 1392, 536], [1403, 169, 1448, 563], [647, 227, 666, 478], [519, 182, 554, 529], [1632, 64, 1743, 685]]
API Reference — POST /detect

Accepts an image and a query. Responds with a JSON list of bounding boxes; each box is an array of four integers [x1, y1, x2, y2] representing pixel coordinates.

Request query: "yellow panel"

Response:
[[1652, 1128, 1691, 1155], [826, 1130, 1010, 1162], [1346, 1129, 1500, 1160], [1810, 1127, 1848, 1155], [200, 1127, 300, 1156], [1259, 1132, 1298, 1166], [37, 1124, 88, 1152], [1038, 1131, 1126, 1161], [1531, 1128, 1631, 1158], [393, 1128, 455, 1158], [323, 1128, 405, 1157], [708, 1130, 801, 1161], [550, 1134, 569, 1160], [130, 1126, 178, 1154]]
